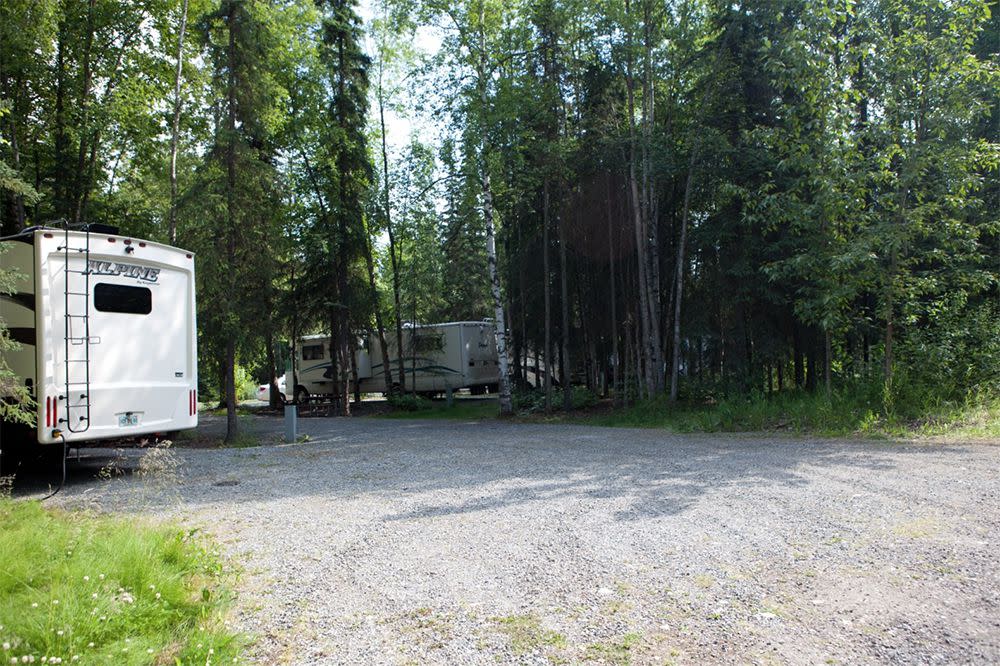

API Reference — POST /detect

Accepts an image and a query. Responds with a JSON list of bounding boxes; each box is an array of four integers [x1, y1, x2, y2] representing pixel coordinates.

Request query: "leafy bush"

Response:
[[514, 387, 598, 413], [387, 392, 433, 411]]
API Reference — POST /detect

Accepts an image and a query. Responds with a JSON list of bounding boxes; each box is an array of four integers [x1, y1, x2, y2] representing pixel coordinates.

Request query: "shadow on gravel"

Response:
[[5, 448, 142, 498], [118, 417, 980, 524]]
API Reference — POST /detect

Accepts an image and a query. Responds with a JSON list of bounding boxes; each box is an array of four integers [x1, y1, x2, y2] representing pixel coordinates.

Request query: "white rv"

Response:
[[291, 321, 499, 401], [0, 226, 198, 448]]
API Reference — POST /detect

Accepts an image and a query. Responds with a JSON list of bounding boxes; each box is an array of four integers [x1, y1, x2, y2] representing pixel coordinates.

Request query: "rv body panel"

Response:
[[1, 229, 198, 445]]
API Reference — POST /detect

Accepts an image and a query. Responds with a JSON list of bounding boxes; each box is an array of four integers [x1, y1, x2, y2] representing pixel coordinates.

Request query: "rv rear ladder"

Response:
[[58, 226, 93, 433]]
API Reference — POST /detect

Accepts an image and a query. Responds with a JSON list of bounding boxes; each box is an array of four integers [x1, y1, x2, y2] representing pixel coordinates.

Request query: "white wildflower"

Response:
[[82, 576, 89, 582]]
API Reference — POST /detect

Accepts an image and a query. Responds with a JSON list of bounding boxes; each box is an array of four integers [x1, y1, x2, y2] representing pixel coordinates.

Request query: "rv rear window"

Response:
[[93, 283, 151, 315], [302, 344, 324, 360]]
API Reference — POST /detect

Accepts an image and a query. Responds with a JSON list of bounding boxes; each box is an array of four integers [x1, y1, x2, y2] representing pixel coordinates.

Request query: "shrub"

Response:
[[387, 392, 433, 411]]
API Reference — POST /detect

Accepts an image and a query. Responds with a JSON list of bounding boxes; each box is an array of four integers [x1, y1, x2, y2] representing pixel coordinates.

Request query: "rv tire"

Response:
[[294, 386, 310, 405]]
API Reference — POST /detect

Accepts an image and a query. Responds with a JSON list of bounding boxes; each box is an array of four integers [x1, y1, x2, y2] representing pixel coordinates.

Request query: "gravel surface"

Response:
[[31, 415, 1000, 665]]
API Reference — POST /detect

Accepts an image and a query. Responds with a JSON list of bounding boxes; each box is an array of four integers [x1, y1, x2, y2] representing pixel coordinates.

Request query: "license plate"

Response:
[[118, 414, 139, 427]]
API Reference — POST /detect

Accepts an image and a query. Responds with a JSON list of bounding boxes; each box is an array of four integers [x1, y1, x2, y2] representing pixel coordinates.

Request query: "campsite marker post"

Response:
[[285, 404, 297, 443]]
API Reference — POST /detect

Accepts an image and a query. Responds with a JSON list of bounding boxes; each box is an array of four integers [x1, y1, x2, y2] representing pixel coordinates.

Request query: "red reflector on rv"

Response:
[[46, 397, 51, 427], [53, 397, 58, 425], [185, 253, 192, 259], [139, 242, 146, 247]]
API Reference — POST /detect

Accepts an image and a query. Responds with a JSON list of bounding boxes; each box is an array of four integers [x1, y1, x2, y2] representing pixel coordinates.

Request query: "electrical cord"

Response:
[[38, 433, 68, 501]]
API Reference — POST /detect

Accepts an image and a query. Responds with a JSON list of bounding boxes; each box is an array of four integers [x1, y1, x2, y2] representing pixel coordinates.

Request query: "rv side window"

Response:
[[302, 344, 324, 360], [93, 283, 152, 315]]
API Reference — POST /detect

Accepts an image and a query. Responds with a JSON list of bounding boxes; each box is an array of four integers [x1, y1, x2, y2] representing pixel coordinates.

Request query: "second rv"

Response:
[[290, 321, 499, 401]]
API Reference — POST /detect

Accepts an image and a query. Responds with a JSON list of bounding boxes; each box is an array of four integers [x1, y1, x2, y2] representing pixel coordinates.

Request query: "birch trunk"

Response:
[[377, 62, 406, 393]]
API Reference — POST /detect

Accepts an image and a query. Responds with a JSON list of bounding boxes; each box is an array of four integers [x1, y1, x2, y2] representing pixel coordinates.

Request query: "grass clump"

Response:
[[584, 632, 642, 665], [0, 499, 242, 665], [494, 615, 567, 655]]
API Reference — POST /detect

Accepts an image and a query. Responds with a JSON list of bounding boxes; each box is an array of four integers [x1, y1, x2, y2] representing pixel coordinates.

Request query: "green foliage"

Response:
[[386, 392, 433, 411], [0, 499, 242, 664], [514, 387, 597, 413], [381, 396, 501, 420], [233, 364, 259, 402]]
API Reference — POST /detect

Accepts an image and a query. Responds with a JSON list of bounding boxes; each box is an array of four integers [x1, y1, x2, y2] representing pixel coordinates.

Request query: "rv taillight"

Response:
[[43, 233, 54, 238], [123, 239, 132, 245], [107, 237, 116, 243], [186, 253, 192, 259], [139, 242, 146, 247]]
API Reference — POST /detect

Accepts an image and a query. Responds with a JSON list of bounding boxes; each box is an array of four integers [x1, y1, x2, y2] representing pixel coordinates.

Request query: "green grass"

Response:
[[584, 387, 1000, 439], [377, 398, 501, 421], [0, 500, 242, 665], [372, 382, 999, 439]]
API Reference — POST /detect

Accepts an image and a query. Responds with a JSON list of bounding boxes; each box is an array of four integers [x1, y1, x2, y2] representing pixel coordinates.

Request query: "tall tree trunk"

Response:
[[482, 165, 513, 415], [474, 20, 513, 416], [641, 0, 663, 395], [223, 1, 238, 443], [329, 308, 339, 415], [363, 220, 393, 393], [53, 16, 69, 219], [624, 0, 654, 397], [168, 0, 190, 244], [824, 329, 832, 396], [350, 333, 360, 406], [335, 31, 352, 417], [72, 0, 96, 225], [559, 206, 571, 411], [376, 59, 405, 394], [670, 149, 697, 401], [543, 180, 553, 411], [606, 175, 620, 407], [266, 327, 280, 408]]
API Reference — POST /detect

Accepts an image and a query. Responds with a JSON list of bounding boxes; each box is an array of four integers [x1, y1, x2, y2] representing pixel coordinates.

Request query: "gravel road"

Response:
[[35, 416, 1000, 665]]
